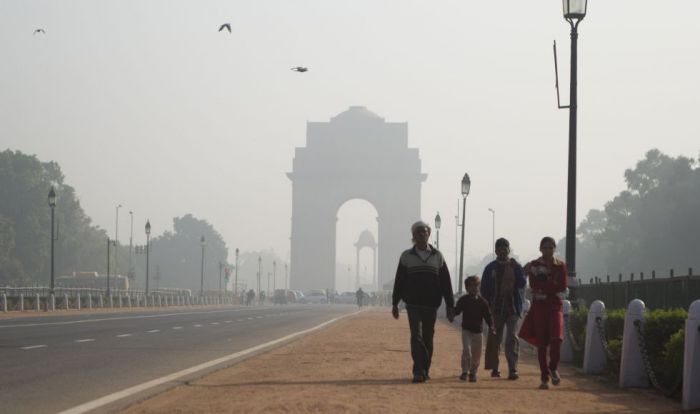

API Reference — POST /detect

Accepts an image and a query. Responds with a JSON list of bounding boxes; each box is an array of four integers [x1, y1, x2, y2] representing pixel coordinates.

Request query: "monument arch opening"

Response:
[[335, 198, 378, 293]]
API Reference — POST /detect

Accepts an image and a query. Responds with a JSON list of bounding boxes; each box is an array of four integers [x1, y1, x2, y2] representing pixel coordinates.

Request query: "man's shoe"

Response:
[[412, 374, 426, 383], [539, 381, 549, 390], [507, 371, 519, 380], [459, 372, 468, 381], [468, 373, 477, 382], [550, 370, 561, 386], [490, 369, 501, 378], [424, 373, 431, 380]]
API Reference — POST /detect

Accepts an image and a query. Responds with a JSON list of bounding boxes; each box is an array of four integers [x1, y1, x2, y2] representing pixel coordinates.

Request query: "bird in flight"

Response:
[[33, 29, 45, 35], [291, 67, 308, 73], [218, 23, 231, 33]]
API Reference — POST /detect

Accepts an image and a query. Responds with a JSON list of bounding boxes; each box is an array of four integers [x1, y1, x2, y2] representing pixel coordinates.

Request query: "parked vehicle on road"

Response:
[[273, 289, 288, 305], [335, 291, 357, 305], [303, 289, 327, 304]]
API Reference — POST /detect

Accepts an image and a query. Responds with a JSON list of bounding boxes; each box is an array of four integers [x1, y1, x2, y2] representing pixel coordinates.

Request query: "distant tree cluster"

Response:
[[568, 149, 700, 279]]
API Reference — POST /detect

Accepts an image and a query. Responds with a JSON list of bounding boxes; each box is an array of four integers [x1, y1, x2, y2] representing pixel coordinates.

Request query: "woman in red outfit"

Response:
[[518, 237, 568, 389]]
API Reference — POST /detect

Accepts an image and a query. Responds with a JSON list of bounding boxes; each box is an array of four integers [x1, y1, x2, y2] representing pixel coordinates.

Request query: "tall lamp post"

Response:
[[48, 187, 57, 295], [200, 236, 206, 297], [273, 260, 277, 292], [145, 220, 151, 296], [218, 261, 223, 299], [488, 208, 495, 259], [457, 173, 471, 295], [128, 211, 134, 280], [257, 256, 262, 296], [561, 0, 587, 292], [234, 248, 239, 294], [115, 204, 121, 279], [285, 263, 288, 290], [434, 212, 441, 250]]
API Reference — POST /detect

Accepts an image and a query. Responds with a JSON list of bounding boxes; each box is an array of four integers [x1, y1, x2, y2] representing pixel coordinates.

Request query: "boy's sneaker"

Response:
[[507, 371, 519, 380], [412, 374, 426, 383], [490, 369, 501, 378], [539, 381, 549, 390], [468, 373, 477, 382], [459, 372, 468, 381], [550, 370, 561, 385]]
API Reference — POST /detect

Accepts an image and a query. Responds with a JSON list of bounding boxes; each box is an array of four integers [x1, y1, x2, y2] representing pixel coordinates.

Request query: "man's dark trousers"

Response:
[[406, 305, 438, 377]]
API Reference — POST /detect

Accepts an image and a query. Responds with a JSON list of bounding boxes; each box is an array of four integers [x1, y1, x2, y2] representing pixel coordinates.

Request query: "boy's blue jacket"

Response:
[[479, 259, 527, 316]]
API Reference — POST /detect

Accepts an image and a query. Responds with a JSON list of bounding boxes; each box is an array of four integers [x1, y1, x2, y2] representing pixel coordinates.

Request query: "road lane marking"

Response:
[[57, 310, 358, 414], [21, 344, 47, 350], [172, 326, 183, 330], [236, 319, 244, 321], [116, 334, 132, 338], [0, 308, 274, 329], [225, 320, 232, 323], [193, 324, 202, 328], [75, 339, 95, 343], [147, 329, 160, 333], [210, 322, 219, 325]]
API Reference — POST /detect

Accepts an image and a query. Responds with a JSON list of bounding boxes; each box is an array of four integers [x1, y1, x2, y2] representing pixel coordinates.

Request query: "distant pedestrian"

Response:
[[518, 236, 568, 389], [246, 289, 255, 306], [481, 238, 527, 380], [454, 276, 494, 382], [356, 288, 364, 308], [392, 221, 455, 383]]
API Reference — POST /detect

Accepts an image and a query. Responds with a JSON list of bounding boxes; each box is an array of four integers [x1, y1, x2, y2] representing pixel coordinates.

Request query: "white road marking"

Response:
[[57, 311, 357, 414], [225, 320, 232, 323], [116, 334, 132, 338], [236, 319, 244, 321], [172, 326, 183, 330], [210, 322, 219, 325], [75, 339, 95, 343], [147, 329, 160, 333], [193, 324, 202, 328], [247, 317, 254, 320], [21, 344, 47, 350]]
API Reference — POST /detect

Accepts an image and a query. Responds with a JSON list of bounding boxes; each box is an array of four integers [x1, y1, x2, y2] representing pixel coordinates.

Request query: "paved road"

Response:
[[0, 304, 357, 414]]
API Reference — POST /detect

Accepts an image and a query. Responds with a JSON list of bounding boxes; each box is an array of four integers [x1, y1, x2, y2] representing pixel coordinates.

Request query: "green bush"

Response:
[[661, 329, 684, 389], [642, 308, 686, 392], [569, 306, 588, 365]]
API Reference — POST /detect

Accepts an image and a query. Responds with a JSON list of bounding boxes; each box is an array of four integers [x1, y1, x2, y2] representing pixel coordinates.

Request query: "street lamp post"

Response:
[[200, 236, 206, 297], [434, 212, 441, 250], [145, 220, 151, 296], [218, 261, 223, 299], [561, 0, 587, 292], [458, 173, 471, 295], [488, 208, 495, 259], [257, 256, 262, 296], [48, 187, 57, 295], [115, 204, 121, 280], [106, 237, 111, 297], [273, 260, 277, 292], [285, 263, 288, 290], [128, 211, 134, 280], [234, 248, 239, 294], [454, 200, 460, 289]]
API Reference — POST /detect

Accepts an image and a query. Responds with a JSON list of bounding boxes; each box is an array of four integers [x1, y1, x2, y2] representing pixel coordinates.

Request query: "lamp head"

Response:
[[48, 187, 57, 207], [200, 236, 206, 246], [434, 212, 442, 230], [461, 173, 471, 197], [145, 220, 151, 235], [563, 0, 587, 21]]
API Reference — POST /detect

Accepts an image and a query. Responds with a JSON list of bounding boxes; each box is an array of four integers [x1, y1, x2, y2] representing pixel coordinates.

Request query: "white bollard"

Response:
[[109, 295, 113, 308], [63, 294, 69, 310], [584, 300, 607, 374], [158, 295, 162, 307], [683, 300, 700, 410], [88, 294, 92, 309], [620, 299, 649, 388], [76, 295, 81, 310], [127, 295, 132, 308], [50, 294, 55, 311], [560, 300, 574, 362], [1, 293, 6, 313], [98, 295, 103, 308], [19, 294, 24, 312], [118, 295, 123, 308], [35, 294, 40, 312]]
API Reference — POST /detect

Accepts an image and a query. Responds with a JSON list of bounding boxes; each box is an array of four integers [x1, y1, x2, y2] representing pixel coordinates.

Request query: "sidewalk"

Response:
[[122, 307, 683, 414]]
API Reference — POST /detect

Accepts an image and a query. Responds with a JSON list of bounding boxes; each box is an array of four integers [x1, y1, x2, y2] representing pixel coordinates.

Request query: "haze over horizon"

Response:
[[1, 1, 698, 292]]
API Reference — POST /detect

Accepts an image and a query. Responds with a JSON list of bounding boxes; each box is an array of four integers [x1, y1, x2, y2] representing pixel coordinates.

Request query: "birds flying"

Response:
[[291, 67, 308, 73], [218, 23, 231, 33], [33, 29, 45, 35]]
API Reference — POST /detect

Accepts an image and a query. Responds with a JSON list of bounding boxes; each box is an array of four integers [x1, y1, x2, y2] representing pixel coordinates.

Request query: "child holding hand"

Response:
[[454, 276, 495, 382]]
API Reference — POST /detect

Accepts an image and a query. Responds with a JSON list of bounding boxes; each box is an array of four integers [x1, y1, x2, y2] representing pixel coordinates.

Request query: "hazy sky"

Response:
[[1, 1, 698, 291]]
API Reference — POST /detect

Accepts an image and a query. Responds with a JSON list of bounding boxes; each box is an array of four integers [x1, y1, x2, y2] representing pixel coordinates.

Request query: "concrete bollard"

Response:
[[1, 293, 6, 313], [76, 295, 81, 310], [127, 295, 132, 308], [683, 300, 700, 410], [50, 294, 55, 311], [35, 294, 40, 312], [109, 295, 113, 308], [19, 294, 24, 312], [88, 294, 92, 309], [118, 295, 123, 308], [63, 294, 69, 310], [583, 300, 607, 374], [561, 300, 574, 362], [158, 295, 162, 307], [620, 299, 649, 388]]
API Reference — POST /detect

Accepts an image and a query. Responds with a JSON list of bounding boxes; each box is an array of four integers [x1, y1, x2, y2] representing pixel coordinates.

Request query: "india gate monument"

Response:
[[287, 106, 427, 292]]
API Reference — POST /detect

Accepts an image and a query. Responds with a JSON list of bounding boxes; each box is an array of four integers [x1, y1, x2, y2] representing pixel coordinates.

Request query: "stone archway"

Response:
[[287, 106, 426, 291], [354, 230, 377, 290]]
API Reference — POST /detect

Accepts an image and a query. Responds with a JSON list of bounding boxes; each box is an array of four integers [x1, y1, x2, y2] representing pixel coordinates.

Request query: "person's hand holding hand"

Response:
[[446, 306, 455, 323], [391, 305, 399, 320]]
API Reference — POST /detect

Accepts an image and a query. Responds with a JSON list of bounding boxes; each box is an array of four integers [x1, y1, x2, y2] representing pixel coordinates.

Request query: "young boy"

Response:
[[454, 276, 495, 382]]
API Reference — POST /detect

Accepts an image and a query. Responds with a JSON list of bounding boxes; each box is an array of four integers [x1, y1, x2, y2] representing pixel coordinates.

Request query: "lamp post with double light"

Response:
[[457, 173, 471, 295], [115, 204, 121, 279], [488, 208, 495, 259]]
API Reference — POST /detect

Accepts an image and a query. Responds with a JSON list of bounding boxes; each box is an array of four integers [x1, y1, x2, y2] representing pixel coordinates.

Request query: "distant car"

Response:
[[290, 290, 306, 303], [303, 289, 328, 304], [273, 289, 288, 305], [335, 291, 356, 305]]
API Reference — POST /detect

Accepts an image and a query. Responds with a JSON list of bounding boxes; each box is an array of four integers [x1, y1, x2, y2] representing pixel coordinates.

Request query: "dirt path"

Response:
[[121, 307, 684, 414]]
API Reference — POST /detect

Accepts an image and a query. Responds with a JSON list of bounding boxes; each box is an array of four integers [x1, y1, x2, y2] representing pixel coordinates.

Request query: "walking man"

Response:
[[481, 238, 527, 380], [392, 221, 455, 383]]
